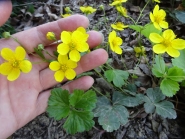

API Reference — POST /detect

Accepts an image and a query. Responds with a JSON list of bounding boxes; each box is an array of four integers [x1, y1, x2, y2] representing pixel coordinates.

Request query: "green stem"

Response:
[[136, 0, 151, 24]]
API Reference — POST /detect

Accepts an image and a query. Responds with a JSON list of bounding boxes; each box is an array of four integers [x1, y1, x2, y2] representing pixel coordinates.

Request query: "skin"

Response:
[[0, 1, 108, 138]]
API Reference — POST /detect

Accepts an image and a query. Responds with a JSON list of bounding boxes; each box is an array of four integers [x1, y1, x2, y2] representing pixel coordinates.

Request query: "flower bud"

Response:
[[2, 32, 11, 38]]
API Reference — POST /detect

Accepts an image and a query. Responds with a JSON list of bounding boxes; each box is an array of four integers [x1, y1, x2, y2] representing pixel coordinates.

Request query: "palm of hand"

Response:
[[0, 15, 108, 138]]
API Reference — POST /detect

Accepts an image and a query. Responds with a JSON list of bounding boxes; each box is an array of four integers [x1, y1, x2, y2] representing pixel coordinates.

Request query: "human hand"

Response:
[[0, 12, 108, 139]]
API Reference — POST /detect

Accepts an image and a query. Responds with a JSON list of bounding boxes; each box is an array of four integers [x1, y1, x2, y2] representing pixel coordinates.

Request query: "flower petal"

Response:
[[114, 46, 123, 54], [159, 21, 168, 29], [54, 70, 65, 82], [77, 42, 89, 52], [58, 55, 68, 65], [7, 68, 20, 81], [172, 39, 185, 50], [109, 31, 116, 43], [153, 5, 159, 16], [65, 69, 76, 80], [166, 47, 180, 57], [115, 37, 123, 45], [0, 62, 12, 75], [15, 46, 26, 60], [153, 44, 166, 54], [61, 31, 71, 43], [150, 13, 155, 22], [149, 33, 163, 43], [19, 60, 32, 73], [69, 50, 81, 62], [57, 43, 69, 55], [67, 60, 77, 69], [1, 48, 14, 61], [49, 61, 61, 71], [153, 22, 161, 30], [162, 29, 176, 41]]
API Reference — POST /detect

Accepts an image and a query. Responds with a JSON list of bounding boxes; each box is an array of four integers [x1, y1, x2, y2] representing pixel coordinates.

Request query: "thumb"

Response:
[[0, 0, 12, 27]]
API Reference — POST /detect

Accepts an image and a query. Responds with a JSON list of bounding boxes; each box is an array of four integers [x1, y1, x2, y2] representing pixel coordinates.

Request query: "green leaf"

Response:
[[174, 10, 185, 23], [155, 101, 177, 119], [141, 23, 162, 39], [47, 88, 70, 120], [143, 88, 176, 119], [160, 79, 179, 97], [128, 25, 143, 32], [104, 69, 129, 87], [172, 49, 185, 72], [69, 90, 97, 111], [167, 66, 185, 82], [124, 83, 137, 96], [129, 24, 162, 39], [63, 111, 94, 134], [47, 88, 97, 134], [152, 55, 166, 77], [113, 91, 144, 107], [94, 95, 129, 132]]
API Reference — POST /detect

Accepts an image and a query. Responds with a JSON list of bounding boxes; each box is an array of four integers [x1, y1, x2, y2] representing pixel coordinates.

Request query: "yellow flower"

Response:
[[46, 32, 56, 41], [150, 5, 168, 30], [57, 27, 89, 62], [49, 55, 77, 82], [116, 6, 128, 17], [80, 6, 97, 15], [0, 46, 32, 81], [149, 29, 185, 57], [108, 30, 123, 54], [61, 14, 71, 18], [110, 0, 127, 6], [134, 46, 146, 57], [111, 22, 128, 31], [153, 0, 160, 3]]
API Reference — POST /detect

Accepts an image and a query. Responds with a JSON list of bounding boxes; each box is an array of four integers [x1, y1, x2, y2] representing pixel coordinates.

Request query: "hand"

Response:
[[0, 8, 108, 139]]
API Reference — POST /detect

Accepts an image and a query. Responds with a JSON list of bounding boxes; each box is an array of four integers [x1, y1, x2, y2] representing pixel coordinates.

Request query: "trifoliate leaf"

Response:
[[47, 88, 70, 120], [69, 89, 97, 111], [167, 66, 185, 82], [152, 55, 166, 77], [124, 83, 137, 96], [155, 101, 177, 119], [143, 87, 176, 119], [47, 88, 97, 134], [94, 95, 129, 132], [172, 49, 185, 72], [145, 87, 165, 103], [63, 111, 94, 134], [113, 91, 144, 107], [104, 69, 129, 87], [128, 25, 143, 32], [160, 79, 179, 97]]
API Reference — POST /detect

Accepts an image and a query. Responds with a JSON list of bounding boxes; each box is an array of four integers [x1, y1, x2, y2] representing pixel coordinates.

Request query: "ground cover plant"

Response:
[[2, 0, 185, 138]]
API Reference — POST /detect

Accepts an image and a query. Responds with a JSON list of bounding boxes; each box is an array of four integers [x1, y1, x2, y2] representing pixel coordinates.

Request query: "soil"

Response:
[[6, 0, 185, 138]]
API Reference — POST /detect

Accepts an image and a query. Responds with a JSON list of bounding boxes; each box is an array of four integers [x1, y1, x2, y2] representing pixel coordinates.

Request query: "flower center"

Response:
[[11, 60, 20, 68], [69, 41, 76, 50], [163, 39, 171, 48], [61, 64, 68, 72]]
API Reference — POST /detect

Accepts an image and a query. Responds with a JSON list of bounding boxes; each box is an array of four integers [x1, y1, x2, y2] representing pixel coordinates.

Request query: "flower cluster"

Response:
[[48, 27, 89, 82], [149, 5, 185, 57], [0, 46, 32, 81]]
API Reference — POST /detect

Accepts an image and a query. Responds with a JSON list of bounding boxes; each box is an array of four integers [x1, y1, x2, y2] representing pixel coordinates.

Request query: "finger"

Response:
[[39, 48, 108, 91], [0, 0, 12, 26], [0, 14, 89, 52], [35, 76, 94, 116], [30, 31, 104, 71]]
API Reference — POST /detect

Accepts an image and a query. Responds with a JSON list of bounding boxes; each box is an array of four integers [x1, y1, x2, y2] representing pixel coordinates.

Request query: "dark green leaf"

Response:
[[174, 10, 185, 23], [155, 101, 177, 119], [94, 96, 129, 132]]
